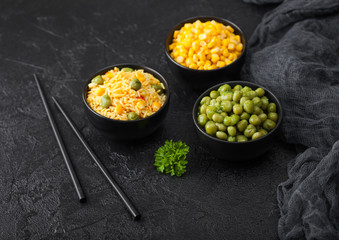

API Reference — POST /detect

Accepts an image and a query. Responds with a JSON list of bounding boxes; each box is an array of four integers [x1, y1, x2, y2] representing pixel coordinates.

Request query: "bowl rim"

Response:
[[192, 80, 283, 144], [82, 63, 170, 123], [165, 16, 247, 73]]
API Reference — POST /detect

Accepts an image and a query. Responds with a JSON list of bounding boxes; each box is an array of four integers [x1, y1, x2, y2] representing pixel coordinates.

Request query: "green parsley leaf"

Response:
[[154, 140, 189, 177]]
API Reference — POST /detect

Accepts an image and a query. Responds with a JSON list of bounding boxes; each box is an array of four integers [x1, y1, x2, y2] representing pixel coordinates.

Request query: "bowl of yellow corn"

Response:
[[165, 16, 246, 89], [82, 63, 170, 140]]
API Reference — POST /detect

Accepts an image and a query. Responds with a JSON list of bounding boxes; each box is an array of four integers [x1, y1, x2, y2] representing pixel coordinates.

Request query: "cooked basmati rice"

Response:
[[86, 67, 166, 120]]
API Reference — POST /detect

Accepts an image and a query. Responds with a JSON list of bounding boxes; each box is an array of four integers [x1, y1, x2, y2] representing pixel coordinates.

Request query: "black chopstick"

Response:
[[52, 97, 141, 221], [34, 74, 86, 203]]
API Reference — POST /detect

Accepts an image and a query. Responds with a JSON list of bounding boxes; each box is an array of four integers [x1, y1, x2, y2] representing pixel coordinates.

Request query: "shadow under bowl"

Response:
[[192, 81, 283, 161], [83, 64, 170, 140], [165, 16, 247, 90]]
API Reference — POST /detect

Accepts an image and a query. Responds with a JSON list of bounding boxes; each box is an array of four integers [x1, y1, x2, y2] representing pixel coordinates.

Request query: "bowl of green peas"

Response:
[[192, 81, 282, 161]]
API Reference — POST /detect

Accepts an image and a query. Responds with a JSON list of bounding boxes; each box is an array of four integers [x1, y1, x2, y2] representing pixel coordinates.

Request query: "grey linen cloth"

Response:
[[241, 0, 339, 239]]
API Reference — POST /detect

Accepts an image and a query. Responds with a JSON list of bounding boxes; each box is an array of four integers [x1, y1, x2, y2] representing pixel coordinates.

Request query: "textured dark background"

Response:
[[0, 0, 298, 239]]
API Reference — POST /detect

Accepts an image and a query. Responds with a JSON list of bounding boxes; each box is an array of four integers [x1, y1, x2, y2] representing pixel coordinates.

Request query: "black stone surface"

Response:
[[0, 1, 297, 239]]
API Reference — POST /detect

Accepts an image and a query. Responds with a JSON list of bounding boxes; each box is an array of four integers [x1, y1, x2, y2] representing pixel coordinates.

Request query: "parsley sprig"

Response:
[[154, 140, 189, 177]]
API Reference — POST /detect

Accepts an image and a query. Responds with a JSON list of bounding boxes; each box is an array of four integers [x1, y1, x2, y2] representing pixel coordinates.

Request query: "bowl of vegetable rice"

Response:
[[83, 64, 170, 140]]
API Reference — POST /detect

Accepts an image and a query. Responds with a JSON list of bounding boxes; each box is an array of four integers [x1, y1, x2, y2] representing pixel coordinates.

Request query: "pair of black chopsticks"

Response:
[[34, 74, 140, 221]]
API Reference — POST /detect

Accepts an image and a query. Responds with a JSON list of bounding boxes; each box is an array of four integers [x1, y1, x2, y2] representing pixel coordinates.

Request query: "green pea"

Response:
[[237, 119, 248, 132], [216, 131, 228, 140], [243, 90, 257, 99], [252, 132, 264, 140], [152, 84, 163, 94], [263, 119, 276, 131], [130, 78, 142, 91], [255, 88, 265, 97], [261, 97, 269, 110], [241, 86, 252, 93], [200, 96, 211, 105], [210, 90, 220, 99], [253, 106, 263, 115], [205, 121, 218, 136], [233, 104, 243, 115], [220, 91, 233, 101], [212, 113, 224, 123], [206, 106, 217, 119], [227, 136, 236, 142], [220, 100, 232, 113], [200, 104, 208, 114], [197, 114, 208, 127], [243, 100, 254, 114], [216, 123, 227, 132], [220, 112, 227, 117], [210, 99, 217, 106], [227, 126, 237, 136], [223, 116, 232, 126], [233, 84, 243, 91], [240, 97, 249, 105], [128, 112, 140, 120], [258, 128, 268, 136], [252, 97, 262, 107], [121, 67, 134, 72], [216, 96, 222, 102], [244, 124, 256, 138], [218, 84, 231, 92], [268, 103, 277, 113], [232, 90, 242, 102], [268, 112, 278, 122], [100, 94, 111, 108], [240, 112, 250, 120], [91, 75, 104, 85], [258, 113, 268, 122], [249, 114, 261, 126], [230, 114, 240, 125], [237, 135, 248, 142]]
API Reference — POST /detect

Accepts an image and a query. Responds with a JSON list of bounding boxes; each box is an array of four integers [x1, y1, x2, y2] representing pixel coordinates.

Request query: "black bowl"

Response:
[[83, 64, 170, 140], [192, 81, 283, 161], [165, 16, 246, 90]]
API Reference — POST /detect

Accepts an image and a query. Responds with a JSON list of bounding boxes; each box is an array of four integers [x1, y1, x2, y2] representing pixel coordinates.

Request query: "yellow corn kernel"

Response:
[[189, 63, 198, 69], [236, 43, 243, 52], [206, 53, 212, 60], [198, 66, 204, 70], [226, 26, 234, 33], [193, 54, 199, 62], [228, 53, 234, 61], [197, 52, 206, 61], [176, 56, 185, 63], [197, 61, 204, 67], [225, 59, 233, 65], [136, 101, 146, 110], [95, 88, 105, 96], [188, 48, 194, 57], [115, 105, 124, 114], [173, 30, 179, 38], [220, 55, 226, 61], [192, 41, 200, 51], [152, 102, 162, 111], [207, 65, 217, 70], [222, 49, 229, 57], [211, 47, 220, 54], [172, 50, 180, 58], [234, 35, 241, 43], [222, 39, 230, 47], [184, 58, 191, 66], [216, 61, 226, 68], [207, 37, 217, 48], [199, 34, 207, 40], [211, 54, 219, 63], [228, 43, 235, 51], [135, 72, 145, 82]]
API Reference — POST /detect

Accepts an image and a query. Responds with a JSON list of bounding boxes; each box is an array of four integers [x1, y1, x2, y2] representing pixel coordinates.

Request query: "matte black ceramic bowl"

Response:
[[165, 16, 246, 90], [83, 64, 170, 140], [192, 81, 282, 161]]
